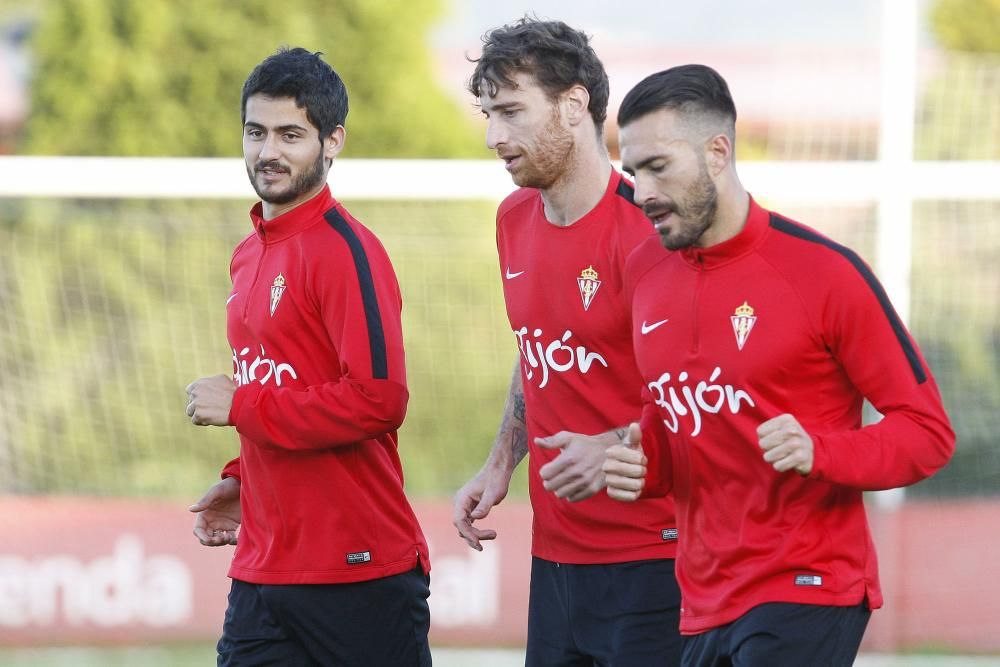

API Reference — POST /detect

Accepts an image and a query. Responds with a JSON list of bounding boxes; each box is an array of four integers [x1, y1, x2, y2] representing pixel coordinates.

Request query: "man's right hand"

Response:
[[188, 476, 241, 546], [452, 467, 512, 551], [603, 423, 648, 502]]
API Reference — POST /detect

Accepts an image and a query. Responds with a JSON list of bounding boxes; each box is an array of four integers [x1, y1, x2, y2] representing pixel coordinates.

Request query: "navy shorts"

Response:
[[681, 601, 870, 667], [526, 556, 683, 667], [217, 567, 431, 666]]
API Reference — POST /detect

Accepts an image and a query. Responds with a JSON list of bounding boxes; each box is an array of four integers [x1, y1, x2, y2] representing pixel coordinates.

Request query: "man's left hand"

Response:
[[536, 430, 618, 502], [186, 374, 236, 427], [757, 414, 814, 475]]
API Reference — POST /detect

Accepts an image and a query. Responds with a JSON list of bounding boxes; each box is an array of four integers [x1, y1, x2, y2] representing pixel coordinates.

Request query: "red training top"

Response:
[[626, 196, 954, 633], [219, 186, 429, 585], [497, 171, 678, 564]]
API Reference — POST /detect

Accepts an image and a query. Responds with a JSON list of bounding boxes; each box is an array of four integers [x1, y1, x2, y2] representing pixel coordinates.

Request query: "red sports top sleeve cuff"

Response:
[[638, 403, 673, 499], [808, 431, 831, 481], [229, 382, 263, 429], [220, 456, 241, 482]]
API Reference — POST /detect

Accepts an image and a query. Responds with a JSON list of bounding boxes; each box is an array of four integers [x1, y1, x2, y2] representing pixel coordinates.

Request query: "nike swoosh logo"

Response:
[[226, 292, 239, 305], [505, 268, 525, 279], [641, 318, 669, 334]]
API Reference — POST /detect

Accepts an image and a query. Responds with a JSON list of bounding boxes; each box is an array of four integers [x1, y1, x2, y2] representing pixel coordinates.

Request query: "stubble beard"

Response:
[[247, 151, 327, 206], [652, 163, 719, 251], [511, 108, 575, 190]]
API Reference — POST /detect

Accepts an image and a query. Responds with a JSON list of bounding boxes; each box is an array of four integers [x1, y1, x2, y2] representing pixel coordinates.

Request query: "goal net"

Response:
[[0, 152, 997, 500]]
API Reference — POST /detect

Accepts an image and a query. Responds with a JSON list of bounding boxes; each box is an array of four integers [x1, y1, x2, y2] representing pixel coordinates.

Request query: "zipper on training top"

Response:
[[690, 252, 704, 354], [243, 229, 267, 323]]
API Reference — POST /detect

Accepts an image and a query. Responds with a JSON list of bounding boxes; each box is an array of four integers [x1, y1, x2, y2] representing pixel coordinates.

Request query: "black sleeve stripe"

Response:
[[323, 209, 389, 379], [615, 178, 639, 207], [769, 214, 927, 384]]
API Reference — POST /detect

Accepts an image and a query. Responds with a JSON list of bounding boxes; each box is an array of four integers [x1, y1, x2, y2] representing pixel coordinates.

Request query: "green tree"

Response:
[[21, 0, 481, 157], [930, 0, 1000, 52]]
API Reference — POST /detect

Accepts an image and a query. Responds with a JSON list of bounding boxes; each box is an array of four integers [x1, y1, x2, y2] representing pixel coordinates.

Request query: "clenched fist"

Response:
[[186, 374, 236, 426]]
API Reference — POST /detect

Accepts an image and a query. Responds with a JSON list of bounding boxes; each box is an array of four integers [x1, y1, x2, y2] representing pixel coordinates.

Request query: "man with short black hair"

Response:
[[605, 64, 955, 666], [186, 47, 431, 666]]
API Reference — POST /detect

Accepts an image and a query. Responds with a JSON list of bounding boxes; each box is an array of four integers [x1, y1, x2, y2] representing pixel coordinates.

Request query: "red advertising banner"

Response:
[[0, 496, 532, 647], [1, 496, 998, 651]]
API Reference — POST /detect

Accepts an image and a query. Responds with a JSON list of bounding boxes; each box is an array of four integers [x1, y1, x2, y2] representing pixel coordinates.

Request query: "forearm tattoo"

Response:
[[509, 391, 528, 463], [510, 424, 529, 464], [513, 392, 526, 425]]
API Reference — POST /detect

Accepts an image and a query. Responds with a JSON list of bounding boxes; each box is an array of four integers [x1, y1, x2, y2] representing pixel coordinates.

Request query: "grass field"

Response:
[[1, 646, 998, 666]]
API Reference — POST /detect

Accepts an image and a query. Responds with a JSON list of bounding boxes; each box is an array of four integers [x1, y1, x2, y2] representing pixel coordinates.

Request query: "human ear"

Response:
[[324, 126, 346, 160], [562, 84, 590, 127], [706, 133, 732, 175]]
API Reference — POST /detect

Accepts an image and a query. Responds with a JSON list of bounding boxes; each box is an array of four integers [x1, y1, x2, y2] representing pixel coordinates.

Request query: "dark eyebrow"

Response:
[[482, 101, 519, 114], [242, 122, 309, 133], [629, 155, 668, 174]]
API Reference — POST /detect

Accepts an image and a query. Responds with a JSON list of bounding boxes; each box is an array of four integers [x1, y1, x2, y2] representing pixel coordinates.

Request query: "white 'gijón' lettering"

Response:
[[647, 366, 755, 436], [232, 344, 298, 387], [514, 327, 608, 389]]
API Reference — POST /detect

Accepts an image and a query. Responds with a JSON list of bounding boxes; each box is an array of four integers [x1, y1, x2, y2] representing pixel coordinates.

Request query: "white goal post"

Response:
[[0, 156, 997, 203]]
